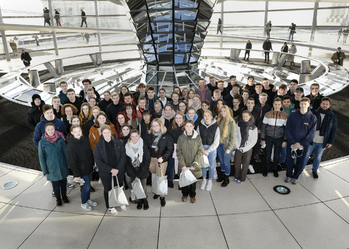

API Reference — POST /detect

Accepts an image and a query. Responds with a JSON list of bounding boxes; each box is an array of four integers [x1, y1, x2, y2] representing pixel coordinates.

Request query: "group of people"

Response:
[[42, 7, 87, 27], [264, 21, 297, 41], [29, 75, 337, 214], [337, 28, 349, 43]]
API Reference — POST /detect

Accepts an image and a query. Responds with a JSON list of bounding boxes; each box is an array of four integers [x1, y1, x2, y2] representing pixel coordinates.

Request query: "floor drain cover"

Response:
[[273, 185, 291, 195], [2, 181, 18, 190]]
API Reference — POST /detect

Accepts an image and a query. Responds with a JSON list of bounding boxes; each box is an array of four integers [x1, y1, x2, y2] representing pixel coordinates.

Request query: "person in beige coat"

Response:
[[331, 47, 346, 66], [177, 120, 203, 203]]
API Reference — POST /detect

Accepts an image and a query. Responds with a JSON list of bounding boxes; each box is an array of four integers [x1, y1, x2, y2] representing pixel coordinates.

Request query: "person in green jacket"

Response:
[[39, 123, 69, 206], [177, 120, 203, 204], [216, 105, 237, 187]]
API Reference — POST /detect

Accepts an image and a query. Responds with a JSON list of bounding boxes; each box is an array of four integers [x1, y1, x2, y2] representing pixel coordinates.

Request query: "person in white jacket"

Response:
[[234, 110, 258, 183]]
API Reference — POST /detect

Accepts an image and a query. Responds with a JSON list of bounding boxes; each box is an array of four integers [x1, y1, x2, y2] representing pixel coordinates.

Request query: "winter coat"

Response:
[[287, 45, 297, 62], [263, 40, 272, 51], [331, 51, 346, 66], [33, 117, 66, 148], [27, 100, 45, 130], [197, 119, 220, 152], [58, 90, 67, 104], [306, 94, 324, 112], [106, 102, 124, 126], [144, 131, 174, 162], [89, 124, 118, 152], [176, 130, 203, 179], [38, 135, 69, 182], [63, 98, 83, 113], [286, 110, 317, 147], [99, 99, 112, 112], [93, 135, 126, 183], [313, 108, 338, 148], [168, 125, 184, 144], [235, 125, 258, 153], [66, 135, 94, 177], [125, 142, 151, 179], [261, 110, 288, 140], [218, 118, 237, 151]]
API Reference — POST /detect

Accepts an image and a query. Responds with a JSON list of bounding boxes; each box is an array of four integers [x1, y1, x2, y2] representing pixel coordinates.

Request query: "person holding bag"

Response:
[[177, 120, 203, 203], [144, 118, 174, 207], [197, 110, 220, 191], [38, 123, 69, 207], [125, 129, 151, 210], [234, 111, 258, 183], [94, 125, 126, 215]]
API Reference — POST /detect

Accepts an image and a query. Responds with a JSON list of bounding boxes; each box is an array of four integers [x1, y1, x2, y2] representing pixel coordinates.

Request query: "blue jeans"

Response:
[[202, 145, 217, 180], [217, 144, 233, 176], [167, 157, 175, 181], [265, 137, 283, 171], [52, 178, 67, 198], [302, 142, 325, 172], [286, 144, 308, 180], [289, 32, 294, 41], [81, 172, 92, 204]]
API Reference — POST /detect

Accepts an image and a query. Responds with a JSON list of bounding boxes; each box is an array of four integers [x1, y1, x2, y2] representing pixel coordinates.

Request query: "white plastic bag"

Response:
[[201, 155, 210, 168], [108, 177, 129, 207], [131, 177, 146, 199], [179, 170, 197, 188], [151, 166, 168, 196]]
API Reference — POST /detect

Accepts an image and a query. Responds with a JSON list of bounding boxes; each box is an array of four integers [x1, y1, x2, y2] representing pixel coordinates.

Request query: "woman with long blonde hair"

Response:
[[216, 105, 237, 187]]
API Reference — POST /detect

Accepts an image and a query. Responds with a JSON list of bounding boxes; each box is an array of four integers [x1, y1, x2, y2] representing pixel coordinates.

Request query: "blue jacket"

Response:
[[286, 110, 317, 146], [38, 135, 69, 182], [33, 117, 66, 148], [313, 108, 338, 148]]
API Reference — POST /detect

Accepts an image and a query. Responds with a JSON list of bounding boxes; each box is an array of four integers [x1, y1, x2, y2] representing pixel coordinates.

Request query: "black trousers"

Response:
[[52, 178, 67, 198], [100, 175, 118, 208], [181, 182, 196, 197], [264, 52, 270, 62], [244, 50, 250, 59]]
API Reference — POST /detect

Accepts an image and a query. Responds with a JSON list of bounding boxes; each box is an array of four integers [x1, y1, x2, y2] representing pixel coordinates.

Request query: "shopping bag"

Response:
[[201, 155, 209, 168], [131, 177, 146, 199], [108, 177, 129, 207], [179, 169, 197, 188], [151, 165, 168, 196]]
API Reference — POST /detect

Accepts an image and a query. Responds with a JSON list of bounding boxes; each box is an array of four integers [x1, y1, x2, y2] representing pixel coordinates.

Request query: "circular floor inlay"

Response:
[[273, 185, 291, 195], [2, 181, 18, 190]]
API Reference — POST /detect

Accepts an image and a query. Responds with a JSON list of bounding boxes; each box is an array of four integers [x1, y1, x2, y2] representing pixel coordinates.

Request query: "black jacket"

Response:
[[66, 135, 94, 177], [263, 40, 272, 51], [306, 94, 324, 112], [106, 102, 124, 126], [144, 132, 174, 162], [168, 125, 184, 143], [99, 99, 112, 112], [93, 135, 126, 183], [63, 97, 83, 113], [27, 100, 45, 130], [126, 143, 151, 179]]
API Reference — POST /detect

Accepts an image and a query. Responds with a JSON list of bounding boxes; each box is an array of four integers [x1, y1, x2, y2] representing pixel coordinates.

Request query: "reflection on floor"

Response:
[[0, 157, 349, 249]]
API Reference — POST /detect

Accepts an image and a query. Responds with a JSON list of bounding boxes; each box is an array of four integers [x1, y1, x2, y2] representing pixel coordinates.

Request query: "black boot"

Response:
[[217, 174, 225, 182], [143, 199, 149, 210], [137, 199, 143, 210], [221, 175, 230, 187], [62, 195, 69, 203], [153, 194, 159, 199], [168, 180, 174, 188], [56, 197, 62, 206], [160, 197, 166, 207]]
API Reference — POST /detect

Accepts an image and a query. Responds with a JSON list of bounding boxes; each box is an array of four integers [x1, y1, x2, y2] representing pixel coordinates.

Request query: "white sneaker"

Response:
[[81, 203, 92, 211], [109, 207, 118, 215], [120, 205, 127, 211], [248, 165, 255, 174], [130, 190, 136, 202], [200, 179, 207, 190], [206, 180, 212, 191], [98, 179, 102, 184], [87, 199, 98, 207]]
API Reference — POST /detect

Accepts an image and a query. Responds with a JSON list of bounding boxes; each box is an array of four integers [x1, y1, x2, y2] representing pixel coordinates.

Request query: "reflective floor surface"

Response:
[[0, 157, 349, 249]]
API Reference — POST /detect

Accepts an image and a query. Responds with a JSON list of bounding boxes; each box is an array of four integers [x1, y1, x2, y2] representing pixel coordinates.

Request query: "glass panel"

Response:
[[269, 1, 314, 10], [318, 9, 348, 26], [175, 10, 197, 20], [133, 11, 148, 22], [269, 10, 313, 26], [144, 53, 157, 64], [149, 10, 172, 21], [175, 0, 198, 9], [223, 12, 264, 26], [223, 1, 268, 11], [197, 9, 212, 20], [159, 53, 173, 64], [147, 0, 173, 9]]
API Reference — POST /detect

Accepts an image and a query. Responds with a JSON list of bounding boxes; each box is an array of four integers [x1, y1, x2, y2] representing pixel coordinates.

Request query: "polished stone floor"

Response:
[[0, 157, 349, 249]]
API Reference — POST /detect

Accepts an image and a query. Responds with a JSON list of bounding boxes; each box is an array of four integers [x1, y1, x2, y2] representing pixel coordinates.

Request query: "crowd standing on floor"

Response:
[[28, 76, 338, 214]]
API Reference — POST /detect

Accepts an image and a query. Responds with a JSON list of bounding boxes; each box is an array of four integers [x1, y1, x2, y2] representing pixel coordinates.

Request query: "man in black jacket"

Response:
[[243, 40, 252, 60], [99, 91, 112, 112], [27, 94, 45, 130], [79, 79, 100, 102], [80, 9, 87, 27], [21, 49, 32, 67], [64, 89, 83, 113], [106, 92, 124, 126], [262, 38, 272, 63], [306, 83, 323, 112]]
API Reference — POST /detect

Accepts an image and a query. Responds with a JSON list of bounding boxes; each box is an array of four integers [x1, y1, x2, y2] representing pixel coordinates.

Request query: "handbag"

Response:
[[151, 164, 168, 196], [108, 176, 129, 208], [201, 155, 209, 168], [131, 177, 146, 199], [179, 169, 197, 188]]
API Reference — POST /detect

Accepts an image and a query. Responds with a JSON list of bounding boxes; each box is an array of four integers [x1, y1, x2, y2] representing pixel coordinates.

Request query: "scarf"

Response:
[[315, 108, 331, 136], [151, 131, 162, 153], [238, 116, 255, 148], [162, 110, 175, 120], [186, 113, 198, 123], [125, 137, 144, 164], [45, 130, 65, 144]]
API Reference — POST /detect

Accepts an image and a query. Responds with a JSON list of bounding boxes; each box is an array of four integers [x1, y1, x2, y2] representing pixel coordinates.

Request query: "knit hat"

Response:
[[32, 94, 41, 102]]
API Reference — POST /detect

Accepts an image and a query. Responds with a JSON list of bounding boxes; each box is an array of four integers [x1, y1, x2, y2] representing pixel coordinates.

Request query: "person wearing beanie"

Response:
[[27, 94, 45, 130]]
